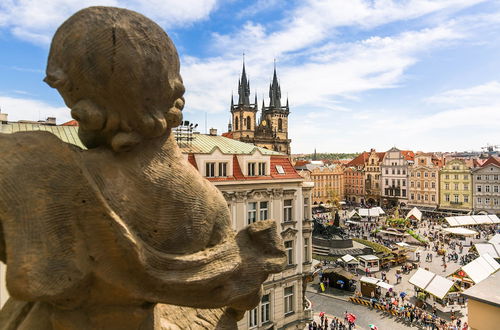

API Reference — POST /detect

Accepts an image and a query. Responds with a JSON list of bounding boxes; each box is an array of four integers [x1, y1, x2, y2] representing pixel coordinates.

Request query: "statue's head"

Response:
[[44, 6, 184, 152]]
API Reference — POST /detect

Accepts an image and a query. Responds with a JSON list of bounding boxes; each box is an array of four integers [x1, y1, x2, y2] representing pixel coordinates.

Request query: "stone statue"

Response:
[[0, 6, 286, 329]]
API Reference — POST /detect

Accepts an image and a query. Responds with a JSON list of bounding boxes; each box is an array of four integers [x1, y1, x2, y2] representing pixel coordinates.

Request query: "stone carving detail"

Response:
[[0, 6, 286, 329]]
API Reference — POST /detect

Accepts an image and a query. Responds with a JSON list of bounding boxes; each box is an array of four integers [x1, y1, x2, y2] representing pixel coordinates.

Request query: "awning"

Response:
[[338, 254, 359, 264], [409, 268, 456, 300], [360, 276, 380, 285], [405, 207, 422, 221], [359, 255, 380, 261], [489, 234, 500, 244], [460, 254, 500, 284], [442, 227, 478, 236], [445, 215, 500, 227], [377, 281, 394, 290], [358, 208, 383, 217], [474, 243, 500, 259]]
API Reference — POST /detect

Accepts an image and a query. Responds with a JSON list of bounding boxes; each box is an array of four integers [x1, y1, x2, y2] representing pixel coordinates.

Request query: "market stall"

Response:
[[448, 254, 500, 289], [406, 207, 422, 225], [473, 243, 500, 260], [321, 267, 357, 291], [359, 276, 393, 299], [445, 215, 500, 227], [358, 255, 380, 273], [337, 254, 359, 271], [409, 268, 461, 310], [442, 227, 478, 246]]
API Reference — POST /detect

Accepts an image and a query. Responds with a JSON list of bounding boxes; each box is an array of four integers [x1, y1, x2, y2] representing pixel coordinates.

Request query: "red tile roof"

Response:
[[62, 120, 79, 126], [294, 160, 310, 167], [481, 156, 500, 168], [221, 132, 233, 138], [187, 153, 198, 169], [401, 150, 415, 161], [270, 156, 303, 179], [347, 152, 368, 166]]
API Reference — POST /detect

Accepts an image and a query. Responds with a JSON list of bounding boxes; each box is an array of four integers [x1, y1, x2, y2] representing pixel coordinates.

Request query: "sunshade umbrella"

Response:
[[400, 292, 407, 298], [369, 325, 379, 330], [337, 280, 345, 284], [347, 313, 356, 323], [319, 312, 325, 317]]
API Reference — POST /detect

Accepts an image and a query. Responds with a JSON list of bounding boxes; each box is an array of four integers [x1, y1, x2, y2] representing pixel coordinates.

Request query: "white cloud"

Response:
[[0, 0, 219, 45], [0, 96, 71, 124], [426, 81, 500, 107]]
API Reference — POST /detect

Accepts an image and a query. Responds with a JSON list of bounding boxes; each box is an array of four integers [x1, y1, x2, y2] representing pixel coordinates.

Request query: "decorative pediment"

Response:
[[281, 227, 298, 239]]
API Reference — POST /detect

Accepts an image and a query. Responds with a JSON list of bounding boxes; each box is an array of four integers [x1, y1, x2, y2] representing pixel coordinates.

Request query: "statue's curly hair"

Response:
[[44, 6, 184, 152]]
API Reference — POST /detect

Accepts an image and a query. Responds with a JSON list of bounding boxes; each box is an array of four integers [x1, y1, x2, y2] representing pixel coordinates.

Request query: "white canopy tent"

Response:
[[461, 254, 500, 284], [338, 254, 359, 265], [409, 268, 456, 300], [358, 208, 384, 217], [489, 234, 500, 244], [347, 210, 360, 219], [406, 207, 422, 221], [442, 227, 478, 236], [359, 276, 393, 290], [445, 215, 500, 227], [474, 243, 500, 259]]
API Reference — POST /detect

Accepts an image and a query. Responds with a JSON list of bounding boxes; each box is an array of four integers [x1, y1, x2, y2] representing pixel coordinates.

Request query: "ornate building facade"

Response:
[[297, 163, 344, 206], [439, 159, 473, 213], [380, 147, 414, 207], [225, 63, 291, 155], [345, 149, 385, 205], [408, 153, 441, 210], [344, 166, 365, 204], [472, 156, 500, 215]]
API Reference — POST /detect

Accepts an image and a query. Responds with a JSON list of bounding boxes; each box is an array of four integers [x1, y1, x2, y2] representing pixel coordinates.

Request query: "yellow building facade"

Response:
[[439, 159, 473, 212]]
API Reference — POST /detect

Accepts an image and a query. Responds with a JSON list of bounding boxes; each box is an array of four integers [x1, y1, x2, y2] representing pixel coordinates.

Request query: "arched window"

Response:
[[235, 116, 239, 130], [246, 116, 251, 130], [278, 118, 283, 131]]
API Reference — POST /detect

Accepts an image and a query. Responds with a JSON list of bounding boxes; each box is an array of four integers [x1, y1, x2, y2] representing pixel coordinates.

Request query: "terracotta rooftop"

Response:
[[480, 156, 500, 168], [61, 120, 79, 126]]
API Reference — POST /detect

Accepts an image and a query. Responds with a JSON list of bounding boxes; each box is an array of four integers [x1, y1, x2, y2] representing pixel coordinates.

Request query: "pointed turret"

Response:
[[237, 61, 251, 106], [230, 93, 234, 109], [254, 93, 258, 110], [268, 63, 282, 109]]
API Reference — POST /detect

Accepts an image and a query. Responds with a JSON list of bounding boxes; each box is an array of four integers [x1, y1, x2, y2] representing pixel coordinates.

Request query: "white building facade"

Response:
[[180, 134, 314, 330], [472, 157, 500, 215], [380, 147, 414, 207]]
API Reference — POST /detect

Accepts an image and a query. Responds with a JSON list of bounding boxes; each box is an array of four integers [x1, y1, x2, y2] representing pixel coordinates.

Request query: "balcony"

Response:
[[450, 201, 463, 205]]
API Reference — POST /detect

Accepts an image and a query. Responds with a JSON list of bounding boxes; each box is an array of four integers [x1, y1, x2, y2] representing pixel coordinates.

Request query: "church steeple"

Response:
[[268, 60, 282, 109], [237, 59, 251, 106]]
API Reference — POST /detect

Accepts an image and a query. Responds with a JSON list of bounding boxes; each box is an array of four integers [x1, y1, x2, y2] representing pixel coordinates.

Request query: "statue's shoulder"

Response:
[[0, 131, 83, 177]]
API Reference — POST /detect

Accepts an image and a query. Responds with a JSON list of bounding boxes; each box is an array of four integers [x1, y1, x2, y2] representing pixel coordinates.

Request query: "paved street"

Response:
[[307, 291, 417, 329]]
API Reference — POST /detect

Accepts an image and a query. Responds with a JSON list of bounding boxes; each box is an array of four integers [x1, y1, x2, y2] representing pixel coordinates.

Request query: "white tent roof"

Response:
[[489, 234, 500, 244], [339, 254, 358, 264], [359, 255, 380, 261], [409, 268, 455, 300], [396, 242, 411, 247], [406, 207, 422, 221], [445, 215, 500, 227], [442, 227, 478, 236], [373, 206, 385, 215], [360, 276, 380, 285], [461, 254, 500, 284], [348, 210, 360, 219], [377, 281, 394, 290], [358, 208, 383, 217], [474, 243, 500, 259]]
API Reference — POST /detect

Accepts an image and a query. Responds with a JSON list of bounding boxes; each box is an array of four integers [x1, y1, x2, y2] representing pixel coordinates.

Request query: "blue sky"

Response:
[[1, 0, 500, 153]]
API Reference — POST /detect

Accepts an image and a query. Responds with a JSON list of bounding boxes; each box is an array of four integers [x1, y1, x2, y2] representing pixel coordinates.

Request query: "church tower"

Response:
[[230, 61, 258, 142], [256, 64, 291, 154]]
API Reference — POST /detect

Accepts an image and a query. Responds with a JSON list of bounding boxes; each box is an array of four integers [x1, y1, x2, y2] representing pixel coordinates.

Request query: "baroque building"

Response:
[[472, 156, 500, 215], [344, 166, 365, 204], [225, 63, 291, 155], [346, 149, 385, 205], [380, 147, 414, 207], [408, 153, 441, 210], [439, 159, 473, 213], [296, 162, 344, 206]]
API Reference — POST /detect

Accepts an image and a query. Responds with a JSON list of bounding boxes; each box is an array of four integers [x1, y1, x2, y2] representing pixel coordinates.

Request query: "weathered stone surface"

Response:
[[0, 6, 286, 329]]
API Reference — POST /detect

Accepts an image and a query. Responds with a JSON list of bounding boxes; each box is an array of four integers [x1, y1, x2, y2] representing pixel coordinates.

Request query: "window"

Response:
[[431, 182, 436, 189], [417, 172, 421, 177], [486, 198, 490, 204], [397, 169, 401, 175], [432, 172, 436, 178], [235, 116, 239, 130], [247, 202, 257, 224], [218, 162, 227, 177], [249, 307, 258, 328], [445, 183, 449, 190], [278, 118, 283, 131], [411, 193, 415, 200], [284, 199, 293, 222], [410, 181, 414, 188], [417, 182, 421, 188], [445, 174, 449, 179], [494, 186, 499, 193], [485, 185, 490, 193], [257, 162, 266, 176], [464, 184, 469, 190], [392, 169, 395, 175], [385, 169, 388, 174], [205, 162, 215, 177], [303, 198, 309, 220], [494, 175, 499, 181], [276, 165, 285, 174], [304, 238, 310, 262], [260, 201, 269, 220], [385, 179, 389, 185], [248, 162, 256, 176], [246, 116, 251, 130], [454, 195, 459, 203], [402, 189, 406, 197], [477, 185, 482, 193], [464, 174, 469, 180], [402, 180, 406, 186], [431, 195, 435, 202], [445, 194, 450, 202], [284, 286, 294, 315], [261, 294, 271, 323], [454, 184, 459, 191], [477, 175, 481, 180], [464, 195, 469, 203], [285, 241, 293, 265], [424, 172, 428, 177], [477, 197, 482, 204], [424, 194, 428, 201], [494, 198, 499, 206], [403, 170, 406, 175], [454, 174, 458, 180]]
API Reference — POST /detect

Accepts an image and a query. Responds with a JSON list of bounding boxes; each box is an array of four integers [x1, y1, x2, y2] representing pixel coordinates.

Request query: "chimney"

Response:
[[209, 128, 217, 136], [0, 113, 8, 124], [45, 117, 57, 125]]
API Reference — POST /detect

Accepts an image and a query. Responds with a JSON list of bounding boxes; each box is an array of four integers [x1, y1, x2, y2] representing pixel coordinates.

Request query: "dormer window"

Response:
[[258, 162, 266, 175], [205, 161, 228, 177], [206, 162, 216, 177], [248, 162, 256, 176], [276, 165, 285, 174]]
